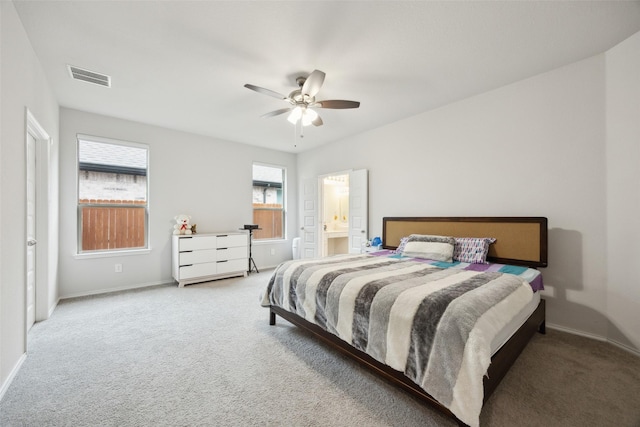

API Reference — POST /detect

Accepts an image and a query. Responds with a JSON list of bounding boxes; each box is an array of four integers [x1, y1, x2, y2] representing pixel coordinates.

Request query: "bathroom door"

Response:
[[301, 177, 318, 258], [348, 169, 368, 253]]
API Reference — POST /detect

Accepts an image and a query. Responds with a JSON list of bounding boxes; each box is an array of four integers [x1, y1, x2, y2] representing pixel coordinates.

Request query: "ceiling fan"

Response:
[[244, 70, 360, 127]]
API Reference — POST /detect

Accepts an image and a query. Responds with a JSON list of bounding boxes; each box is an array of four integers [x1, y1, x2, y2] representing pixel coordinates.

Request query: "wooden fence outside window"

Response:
[[79, 199, 146, 251], [252, 203, 283, 240]]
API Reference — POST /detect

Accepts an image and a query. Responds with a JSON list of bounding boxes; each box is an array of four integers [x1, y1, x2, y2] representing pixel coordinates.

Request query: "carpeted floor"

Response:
[[1, 270, 639, 427]]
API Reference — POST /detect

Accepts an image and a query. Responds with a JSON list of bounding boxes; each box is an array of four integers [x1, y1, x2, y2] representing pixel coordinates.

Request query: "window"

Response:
[[252, 163, 285, 240], [77, 135, 149, 253]]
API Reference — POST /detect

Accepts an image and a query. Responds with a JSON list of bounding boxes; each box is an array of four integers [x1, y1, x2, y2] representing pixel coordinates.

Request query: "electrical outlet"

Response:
[[270, 248, 275, 256], [115, 263, 122, 273]]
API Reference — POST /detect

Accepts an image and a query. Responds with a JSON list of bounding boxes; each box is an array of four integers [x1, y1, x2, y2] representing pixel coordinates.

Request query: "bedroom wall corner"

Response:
[[605, 30, 640, 354]]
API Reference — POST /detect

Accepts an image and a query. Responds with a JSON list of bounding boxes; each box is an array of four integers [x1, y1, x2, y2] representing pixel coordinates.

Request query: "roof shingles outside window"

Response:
[[78, 138, 148, 202]]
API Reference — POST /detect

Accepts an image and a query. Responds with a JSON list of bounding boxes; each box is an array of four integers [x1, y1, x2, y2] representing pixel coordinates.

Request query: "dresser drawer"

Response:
[[179, 262, 217, 280], [216, 246, 247, 261], [217, 234, 247, 248], [215, 258, 247, 275], [179, 249, 216, 266], [179, 235, 217, 251]]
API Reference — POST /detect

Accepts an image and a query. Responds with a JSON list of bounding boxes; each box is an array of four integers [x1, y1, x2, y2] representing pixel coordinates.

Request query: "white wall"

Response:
[[298, 53, 633, 349], [606, 32, 640, 352], [59, 108, 296, 297], [0, 1, 60, 395]]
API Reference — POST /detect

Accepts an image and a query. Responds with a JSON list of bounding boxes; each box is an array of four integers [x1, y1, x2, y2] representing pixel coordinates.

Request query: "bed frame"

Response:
[[269, 216, 547, 426]]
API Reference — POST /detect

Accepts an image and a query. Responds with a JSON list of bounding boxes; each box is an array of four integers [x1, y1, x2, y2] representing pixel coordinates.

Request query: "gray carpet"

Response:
[[1, 270, 639, 427]]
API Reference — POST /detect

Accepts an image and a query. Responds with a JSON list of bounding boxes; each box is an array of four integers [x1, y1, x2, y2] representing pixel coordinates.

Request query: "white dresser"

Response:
[[172, 232, 248, 287]]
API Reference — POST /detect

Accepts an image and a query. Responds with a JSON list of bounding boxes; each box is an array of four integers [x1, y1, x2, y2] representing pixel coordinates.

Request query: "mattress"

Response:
[[490, 290, 540, 355]]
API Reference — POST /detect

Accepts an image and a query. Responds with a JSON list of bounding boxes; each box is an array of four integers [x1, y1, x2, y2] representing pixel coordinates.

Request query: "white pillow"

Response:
[[401, 234, 455, 262]]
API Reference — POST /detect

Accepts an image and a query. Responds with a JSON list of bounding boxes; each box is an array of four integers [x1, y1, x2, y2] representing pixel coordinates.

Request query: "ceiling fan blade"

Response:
[[316, 100, 360, 109], [312, 114, 323, 127], [261, 107, 292, 118], [301, 70, 325, 97], [244, 84, 287, 100]]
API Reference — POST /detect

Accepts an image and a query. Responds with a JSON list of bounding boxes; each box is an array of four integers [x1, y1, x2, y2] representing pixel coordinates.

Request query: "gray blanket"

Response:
[[262, 254, 534, 427]]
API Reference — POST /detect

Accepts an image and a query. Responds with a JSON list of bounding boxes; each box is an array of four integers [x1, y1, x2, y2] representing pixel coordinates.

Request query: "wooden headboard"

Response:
[[382, 217, 548, 268]]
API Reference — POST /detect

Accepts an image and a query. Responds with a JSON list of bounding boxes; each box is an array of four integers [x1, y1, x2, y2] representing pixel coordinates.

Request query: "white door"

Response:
[[26, 132, 37, 330], [301, 178, 318, 258], [348, 169, 368, 253]]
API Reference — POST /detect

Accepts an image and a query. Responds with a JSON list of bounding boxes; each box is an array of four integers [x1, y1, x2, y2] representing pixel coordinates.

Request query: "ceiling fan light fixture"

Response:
[[245, 69, 359, 131], [301, 108, 318, 127], [287, 106, 302, 124]]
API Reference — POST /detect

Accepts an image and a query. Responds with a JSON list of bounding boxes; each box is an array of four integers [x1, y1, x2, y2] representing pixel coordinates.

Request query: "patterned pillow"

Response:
[[453, 237, 496, 264], [401, 234, 456, 262], [392, 236, 410, 254]]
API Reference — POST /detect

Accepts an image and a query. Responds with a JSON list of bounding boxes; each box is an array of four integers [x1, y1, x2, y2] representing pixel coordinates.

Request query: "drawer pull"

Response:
[[217, 260, 228, 263], [217, 234, 228, 237], [182, 264, 193, 267], [217, 247, 228, 250]]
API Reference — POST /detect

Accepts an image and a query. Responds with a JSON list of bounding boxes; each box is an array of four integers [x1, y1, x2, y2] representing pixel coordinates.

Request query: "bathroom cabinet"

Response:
[[322, 231, 349, 256]]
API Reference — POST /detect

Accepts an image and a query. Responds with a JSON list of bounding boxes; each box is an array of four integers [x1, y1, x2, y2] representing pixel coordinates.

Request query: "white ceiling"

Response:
[[13, 1, 640, 153]]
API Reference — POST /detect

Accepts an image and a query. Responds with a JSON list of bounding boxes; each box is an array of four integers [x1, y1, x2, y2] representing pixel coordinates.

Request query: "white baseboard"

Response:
[[608, 338, 640, 357], [546, 323, 640, 357], [0, 353, 27, 402], [546, 323, 607, 341], [48, 299, 59, 318], [60, 279, 173, 300]]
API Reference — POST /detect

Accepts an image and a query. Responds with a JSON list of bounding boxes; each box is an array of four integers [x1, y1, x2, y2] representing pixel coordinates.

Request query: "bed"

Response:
[[262, 217, 547, 427]]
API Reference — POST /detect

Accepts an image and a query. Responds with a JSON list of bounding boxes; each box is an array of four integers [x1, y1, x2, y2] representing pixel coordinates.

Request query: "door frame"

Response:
[[25, 109, 52, 333]]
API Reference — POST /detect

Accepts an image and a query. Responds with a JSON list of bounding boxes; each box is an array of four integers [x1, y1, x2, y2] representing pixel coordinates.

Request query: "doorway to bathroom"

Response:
[[300, 169, 367, 259], [320, 173, 350, 256], [297, 169, 369, 258]]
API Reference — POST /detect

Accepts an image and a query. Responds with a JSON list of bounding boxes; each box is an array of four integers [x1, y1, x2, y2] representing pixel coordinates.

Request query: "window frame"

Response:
[[252, 162, 287, 242], [76, 134, 150, 256]]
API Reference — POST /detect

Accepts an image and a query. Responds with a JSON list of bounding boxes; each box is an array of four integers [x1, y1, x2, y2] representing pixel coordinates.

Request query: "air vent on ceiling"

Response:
[[67, 65, 111, 88]]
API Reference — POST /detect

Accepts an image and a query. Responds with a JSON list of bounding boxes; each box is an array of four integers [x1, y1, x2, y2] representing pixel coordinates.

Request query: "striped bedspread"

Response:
[[371, 249, 544, 291], [261, 253, 540, 427]]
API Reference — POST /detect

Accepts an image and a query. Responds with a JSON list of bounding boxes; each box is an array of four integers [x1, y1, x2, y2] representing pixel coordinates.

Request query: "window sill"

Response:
[[74, 248, 151, 260], [253, 239, 287, 245]]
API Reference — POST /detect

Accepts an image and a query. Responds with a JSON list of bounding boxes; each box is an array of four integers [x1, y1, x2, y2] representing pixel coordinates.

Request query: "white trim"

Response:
[[546, 323, 606, 341], [256, 264, 280, 271], [253, 239, 287, 245], [26, 110, 50, 140], [59, 279, 173, 300], [546, 323, 640, 357], [73, 248, 152, 260], [609, 338, 640, 357], [48, 299, 59, 318], [0, 353, 27, 402], [25, 109, 53, 329]]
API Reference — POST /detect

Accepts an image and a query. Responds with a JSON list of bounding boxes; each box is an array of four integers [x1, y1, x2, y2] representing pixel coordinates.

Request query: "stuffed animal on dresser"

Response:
[[173, 214, 192, 235]]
